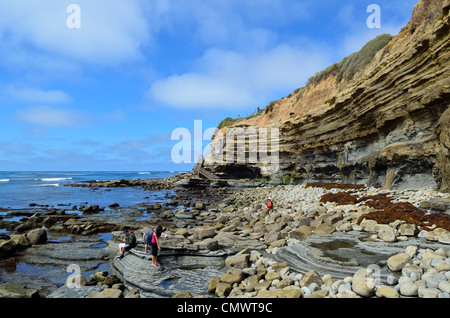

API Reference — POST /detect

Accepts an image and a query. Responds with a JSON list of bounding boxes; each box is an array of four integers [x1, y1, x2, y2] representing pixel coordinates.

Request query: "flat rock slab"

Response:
[[420, 198, 450, 213], [47, 286, 104, 298]]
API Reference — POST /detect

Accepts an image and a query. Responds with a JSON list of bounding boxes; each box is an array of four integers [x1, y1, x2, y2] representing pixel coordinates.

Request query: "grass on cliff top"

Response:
[[216, 100, 276, 129], [307, 33, 393, 86]]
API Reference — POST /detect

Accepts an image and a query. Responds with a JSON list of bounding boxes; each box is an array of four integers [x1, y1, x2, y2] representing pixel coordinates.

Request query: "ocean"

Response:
[[0, 171, 187, 295], [0, 171, 180, 210]]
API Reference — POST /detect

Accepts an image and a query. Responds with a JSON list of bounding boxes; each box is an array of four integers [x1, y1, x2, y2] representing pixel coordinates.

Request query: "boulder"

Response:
[[265, 271, 281, 282], [65, 274, 87, 288], [361, 219, 379, 232], [375, 285, 399, 298], [174, 228, 189, 237], [194, 202, 206, 210], [0, 283, 39, 298], [225, 253, 250, 270], [418, 287, 440, 298], [438, 281, 450, 293], [215, 283, 232, 297], [82, 205, 101, 214], [271, 262, 289, 272], [172, 291, 192, 298], [398, 224, 417, 236], [10, 234, 32, 249], [264, 230, 282, 245], [352, 268, 376, 297], [86, 288, 123, 298], [289, 226, 311, 241], [205, 239, 220, 251], [405, 246, 418, 257], [402, 264, 423, 277], [434, 260, 450, 272], [421, 248, 445, 261], [377, 225, 396, 242], [426, 273, 447, 289], [208, 277, 220, 293], [193, 226, 216, 240], [313, 223, 336, 235], [300, 270, 322, 287], [306, 289, 329, 298], [94, 271, 108, 283], [257, 286, 302, 298], [0, 239, 17, 258], [251, 281, 271, 292], [175, 211, 195, 220], [387, 252, 411, 272], [220, 268, 245, 285], [104, 274, 121, 287], [399, 282, 418, 297], [26, 228, 47, 245]]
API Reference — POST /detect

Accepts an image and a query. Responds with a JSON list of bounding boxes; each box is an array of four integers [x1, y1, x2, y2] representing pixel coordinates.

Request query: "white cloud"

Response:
[[1, 85, 72, 104], [15, 106, 129, 129], [144, 0, 310, 50], [148, 45, 331, 110], [16, 105, 93, 128], [0, 0, 151, 70]]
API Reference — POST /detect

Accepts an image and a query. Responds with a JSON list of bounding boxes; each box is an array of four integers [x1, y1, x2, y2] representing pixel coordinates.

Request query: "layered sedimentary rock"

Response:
[[204, 0, 450, 192]]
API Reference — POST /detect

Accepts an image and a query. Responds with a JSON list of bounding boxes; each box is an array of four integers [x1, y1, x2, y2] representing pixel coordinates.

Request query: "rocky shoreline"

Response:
[[1, 175, 450, 298]]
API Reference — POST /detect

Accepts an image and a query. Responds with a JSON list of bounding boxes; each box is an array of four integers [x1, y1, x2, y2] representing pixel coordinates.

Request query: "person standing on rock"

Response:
[[143, 227, 153, 254], [151, 226, 163, 267], [117, 228, 137, 260]]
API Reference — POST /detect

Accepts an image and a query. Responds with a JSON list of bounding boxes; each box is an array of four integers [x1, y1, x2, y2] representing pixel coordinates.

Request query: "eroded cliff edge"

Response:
[[204, 0, 450, 193]]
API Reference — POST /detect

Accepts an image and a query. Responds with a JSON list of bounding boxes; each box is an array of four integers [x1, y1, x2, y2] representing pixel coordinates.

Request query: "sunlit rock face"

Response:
[[205, 0, 450, 192]]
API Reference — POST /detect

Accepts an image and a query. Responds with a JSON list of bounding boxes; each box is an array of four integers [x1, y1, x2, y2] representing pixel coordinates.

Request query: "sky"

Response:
[[0, 0, 418, 171]]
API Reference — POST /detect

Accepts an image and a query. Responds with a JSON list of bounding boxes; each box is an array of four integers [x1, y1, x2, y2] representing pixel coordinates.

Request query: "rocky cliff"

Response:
[[204, 0, 450, 193]]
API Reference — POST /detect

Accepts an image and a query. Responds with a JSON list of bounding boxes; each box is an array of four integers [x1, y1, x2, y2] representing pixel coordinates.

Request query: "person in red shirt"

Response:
[[266, 198, 273, 211]]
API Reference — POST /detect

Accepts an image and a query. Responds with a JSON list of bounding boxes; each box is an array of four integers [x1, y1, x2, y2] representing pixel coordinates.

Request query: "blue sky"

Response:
[[0, 0, 417, 171]]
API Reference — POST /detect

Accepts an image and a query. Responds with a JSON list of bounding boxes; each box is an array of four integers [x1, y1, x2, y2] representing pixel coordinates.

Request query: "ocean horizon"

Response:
[[0, 171, 183, 211]]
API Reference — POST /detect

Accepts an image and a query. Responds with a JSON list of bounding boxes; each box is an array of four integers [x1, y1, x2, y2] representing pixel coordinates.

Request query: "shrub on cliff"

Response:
[[307, 33, 393, 86], [338, 33, 393, 81], [217, 117, 236, 129]]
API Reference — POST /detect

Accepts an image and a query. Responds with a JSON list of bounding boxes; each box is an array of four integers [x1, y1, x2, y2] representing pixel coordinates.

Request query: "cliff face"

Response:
[[204, 0, 450, 192]]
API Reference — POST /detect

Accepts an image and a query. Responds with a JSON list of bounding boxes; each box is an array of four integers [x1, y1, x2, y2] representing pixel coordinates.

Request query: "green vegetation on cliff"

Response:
[[217, 34, 394, 126], [307, 33, 393, 85]]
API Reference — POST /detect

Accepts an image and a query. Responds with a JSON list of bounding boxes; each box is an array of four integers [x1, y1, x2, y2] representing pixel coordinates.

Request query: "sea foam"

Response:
[[36, 177, 72, 182]]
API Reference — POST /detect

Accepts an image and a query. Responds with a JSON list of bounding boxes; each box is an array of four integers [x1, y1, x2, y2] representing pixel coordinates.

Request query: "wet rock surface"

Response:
[[2, 173, 450, 298]]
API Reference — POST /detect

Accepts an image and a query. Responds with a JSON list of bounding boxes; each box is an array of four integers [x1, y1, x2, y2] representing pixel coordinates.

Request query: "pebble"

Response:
[[400, 282, 418, 296], [205, 185, 450, 299], [387, 275, 398, 286]]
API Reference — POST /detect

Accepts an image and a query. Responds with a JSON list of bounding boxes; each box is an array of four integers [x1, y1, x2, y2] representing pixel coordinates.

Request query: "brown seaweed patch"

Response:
[[318, 191, 450, 232], [320, 192, 360, 205], [356, 199, 450, 232]]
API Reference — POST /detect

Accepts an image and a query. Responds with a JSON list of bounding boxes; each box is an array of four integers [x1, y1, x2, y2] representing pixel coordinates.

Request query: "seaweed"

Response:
[[317, 188, 450, 232], [320, 192, 360, 205]]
